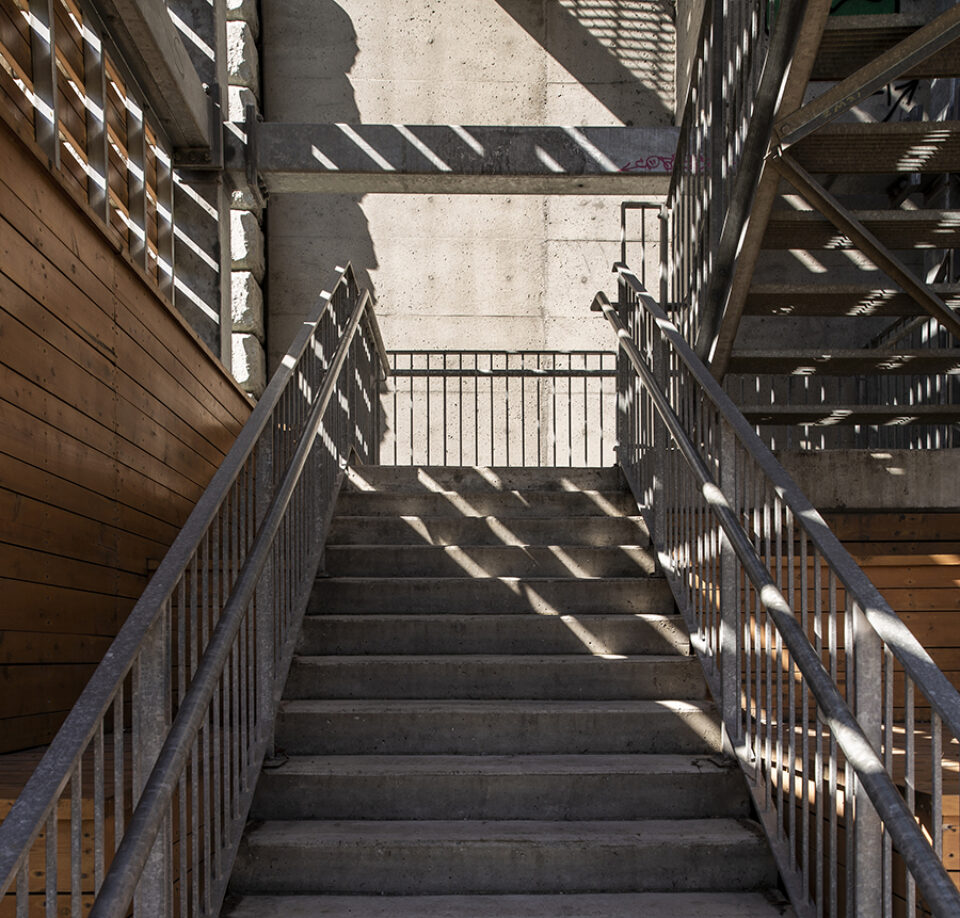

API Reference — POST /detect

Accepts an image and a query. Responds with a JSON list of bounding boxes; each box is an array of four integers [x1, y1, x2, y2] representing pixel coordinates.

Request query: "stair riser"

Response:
[[284, 657, 707, 701], [333, 491, 639, 518], [251, 771, 750, 821], [221, 891, 798, 918], [231, 834, 776, 895], [327, 516, 650, 547], [309, 578, 674, 615], [298, 615, 691, 656], [275, 708, 722, 755], [346, 466, 627, 493], [323, 546, 656, 578]]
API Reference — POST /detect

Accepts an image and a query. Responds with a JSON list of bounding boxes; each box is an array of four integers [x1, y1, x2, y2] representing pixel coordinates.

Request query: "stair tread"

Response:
[[729, 349, 960, 375], [243, 817, 763, 845], [293, 653, 694, 663], [791, 121, 960, 174], [741, 404, 960, 424], [222, 892, 794, 918], [815, 14, 960, 81], [743, 283, 960, 316], [281, 698, 716, 713], [257, 753, 735, 777], [345, 466, 626, 494], [764, 209, 960, 249]]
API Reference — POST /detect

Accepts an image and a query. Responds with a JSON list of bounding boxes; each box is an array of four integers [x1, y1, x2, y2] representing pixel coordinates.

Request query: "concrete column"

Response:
[[227, 0, 267, 397]]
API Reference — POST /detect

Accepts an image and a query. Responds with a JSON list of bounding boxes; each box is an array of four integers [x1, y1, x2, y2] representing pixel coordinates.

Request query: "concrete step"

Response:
[[326, 514, 650, 547], [346, 465, 626, 493], [309, 576, 674, 616], [332, 489, 639, 518], [275, 699, 723, 755], [323, 545, 657, 578], [222, 892, 796, 918], [229, 819, 777, 895], [284, 654, 706, 701], [250, 753, 750, 821], [298, 613, 691, 656]]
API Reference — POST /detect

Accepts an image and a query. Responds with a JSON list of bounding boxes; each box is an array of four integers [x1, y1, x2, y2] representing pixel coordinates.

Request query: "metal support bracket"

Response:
[[173, 86, 224, 170], [244, 104, 267, 209]]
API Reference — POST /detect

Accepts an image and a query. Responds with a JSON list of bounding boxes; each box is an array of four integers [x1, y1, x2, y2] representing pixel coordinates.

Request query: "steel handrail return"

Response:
[[0, 264, 389, 918]]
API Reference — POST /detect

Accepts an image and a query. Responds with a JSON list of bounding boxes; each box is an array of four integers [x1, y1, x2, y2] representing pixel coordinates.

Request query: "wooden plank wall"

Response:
[[0, 115, 252, 754]]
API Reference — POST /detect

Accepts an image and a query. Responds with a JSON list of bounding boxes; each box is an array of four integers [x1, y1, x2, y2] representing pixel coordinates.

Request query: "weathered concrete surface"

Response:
[[776, 448, 960, 509], [263, 0, 676, 369]]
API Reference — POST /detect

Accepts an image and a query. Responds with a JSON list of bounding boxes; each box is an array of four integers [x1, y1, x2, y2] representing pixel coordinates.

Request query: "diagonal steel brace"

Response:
[[771, 150, 960, 341], [777, 4, 960, 148]]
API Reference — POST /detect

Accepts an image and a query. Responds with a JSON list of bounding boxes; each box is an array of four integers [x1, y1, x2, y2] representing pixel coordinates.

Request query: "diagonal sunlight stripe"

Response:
[[311, 144, 339, 170], [564, 126, 619, 172], [535, 146, 565, 173], [336, 123, 395, 171], [451, 124, 485, 156], [397, 125, 452, 172]]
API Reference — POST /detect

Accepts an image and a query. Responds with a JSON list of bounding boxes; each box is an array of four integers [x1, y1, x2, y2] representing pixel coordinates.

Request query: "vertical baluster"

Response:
[[126, 98, 148, 269], [828, 569, 838, 918], [70, 762, 81, 918], [94, 719, 105, 894], [521, 353, 527, 467], [552, 353, 557, 467], [31, 0, 60, 167], [45, 808, 56, 918], [813, 549, 823, 918], [16, 856, 28, 918], [409, 353, 414, 466], [583, 352, 588, 466], [505, 353, 510, 467], [459, 352, 464, 466], [882, 646, 893, 918], [906, 668, 916, 913], [442, 352, 447, 466], [490, 353, 495, 467]]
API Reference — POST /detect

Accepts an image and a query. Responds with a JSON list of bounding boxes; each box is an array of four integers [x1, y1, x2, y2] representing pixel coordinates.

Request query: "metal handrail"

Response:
[[594, 265, 960, 916], [0, 264, 388, 917]]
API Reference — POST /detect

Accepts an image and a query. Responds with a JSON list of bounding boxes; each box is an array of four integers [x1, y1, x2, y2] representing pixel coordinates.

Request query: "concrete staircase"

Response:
[[224, 466, 790, 917]]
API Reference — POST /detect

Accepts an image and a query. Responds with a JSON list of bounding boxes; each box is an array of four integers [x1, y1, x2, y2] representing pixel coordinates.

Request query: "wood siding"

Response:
[[0, 116, 251, 754]]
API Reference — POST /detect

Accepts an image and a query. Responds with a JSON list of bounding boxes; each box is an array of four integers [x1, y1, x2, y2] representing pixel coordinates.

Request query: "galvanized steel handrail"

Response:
[[594, 265, 960, 916], [616, 266, 960, 738], [86, 287, 376, 918], [0, 263, 388, 917]]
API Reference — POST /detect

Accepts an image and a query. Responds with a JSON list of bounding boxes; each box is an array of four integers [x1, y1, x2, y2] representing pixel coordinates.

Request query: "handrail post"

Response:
[[851, 598, 883, 916], [719, 421, 740, 745], [132, 606, 172, 918]]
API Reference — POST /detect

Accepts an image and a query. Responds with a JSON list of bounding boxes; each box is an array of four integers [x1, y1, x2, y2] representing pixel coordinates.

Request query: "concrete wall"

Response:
[[262, 0, 676, 368]]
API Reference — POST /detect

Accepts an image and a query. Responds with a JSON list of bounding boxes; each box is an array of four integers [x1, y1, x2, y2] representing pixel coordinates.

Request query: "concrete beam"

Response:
[[226, 123, 679, 194], [91, 0, 210, 149]]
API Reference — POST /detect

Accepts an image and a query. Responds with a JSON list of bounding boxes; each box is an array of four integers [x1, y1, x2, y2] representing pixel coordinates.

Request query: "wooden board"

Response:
[[0, 117, 250, 753]]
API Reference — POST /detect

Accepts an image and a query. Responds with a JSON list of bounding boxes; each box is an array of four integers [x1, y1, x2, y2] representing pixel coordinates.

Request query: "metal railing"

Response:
[[664, 0, 768, 346], [596, 264, 960, 917], [0, 0, 176, 293], [0, 264, 388, 918], [384, 350, 617, 467]]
